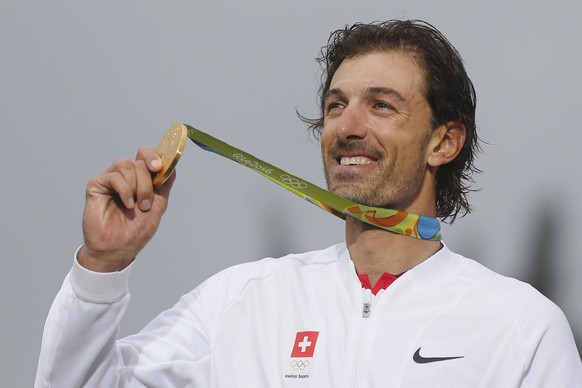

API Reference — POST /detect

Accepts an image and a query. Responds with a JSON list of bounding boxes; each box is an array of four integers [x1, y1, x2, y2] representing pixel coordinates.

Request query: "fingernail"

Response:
[[141, 199, 151, 211], [128, 197, 135, 209], [151, 159, 162, 170]]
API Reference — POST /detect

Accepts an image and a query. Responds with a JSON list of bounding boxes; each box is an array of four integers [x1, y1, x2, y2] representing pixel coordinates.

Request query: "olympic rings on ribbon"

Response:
[[281, 174, 308, 189]]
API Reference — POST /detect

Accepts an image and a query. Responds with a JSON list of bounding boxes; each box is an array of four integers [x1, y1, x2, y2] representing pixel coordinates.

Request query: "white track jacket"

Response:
[[35, 243, 582, 387]]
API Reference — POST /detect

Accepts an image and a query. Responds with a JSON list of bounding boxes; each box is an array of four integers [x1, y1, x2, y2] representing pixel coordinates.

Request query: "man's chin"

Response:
[[329, 188, 388, 208]]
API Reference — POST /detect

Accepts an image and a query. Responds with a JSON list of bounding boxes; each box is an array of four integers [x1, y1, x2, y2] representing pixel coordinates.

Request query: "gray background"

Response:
[[2, 1, 581, 386]]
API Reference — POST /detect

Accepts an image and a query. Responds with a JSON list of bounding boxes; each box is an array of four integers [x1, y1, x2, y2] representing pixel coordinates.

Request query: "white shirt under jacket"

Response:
[[35, 243, 582, 387]]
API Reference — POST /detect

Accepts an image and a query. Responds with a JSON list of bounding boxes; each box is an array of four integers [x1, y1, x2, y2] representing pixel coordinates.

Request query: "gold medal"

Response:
[[152, 123, 187, 186]]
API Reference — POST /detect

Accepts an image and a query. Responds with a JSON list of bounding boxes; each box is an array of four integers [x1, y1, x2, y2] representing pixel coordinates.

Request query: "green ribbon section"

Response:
[[185, 123, 441, 240]]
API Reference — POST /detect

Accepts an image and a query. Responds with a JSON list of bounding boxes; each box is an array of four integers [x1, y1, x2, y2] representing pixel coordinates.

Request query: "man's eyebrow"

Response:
[[324, 87, 406, 102], [365, 86, 406, 102], [324, 88, 345, 101]]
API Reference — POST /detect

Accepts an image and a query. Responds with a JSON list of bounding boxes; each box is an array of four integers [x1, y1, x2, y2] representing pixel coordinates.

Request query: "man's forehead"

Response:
[[329, 51, 425, 98]]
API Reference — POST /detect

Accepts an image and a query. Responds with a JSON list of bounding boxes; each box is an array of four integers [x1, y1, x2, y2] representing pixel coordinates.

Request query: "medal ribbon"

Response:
[[185, 124, 441, 240]]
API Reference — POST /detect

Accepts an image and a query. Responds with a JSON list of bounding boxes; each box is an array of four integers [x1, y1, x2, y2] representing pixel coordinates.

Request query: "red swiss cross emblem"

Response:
[[290, 331, 319, 358]]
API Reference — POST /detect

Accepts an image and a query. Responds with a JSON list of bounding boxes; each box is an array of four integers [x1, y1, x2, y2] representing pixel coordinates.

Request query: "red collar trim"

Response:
[[358, 272, 399, 295]]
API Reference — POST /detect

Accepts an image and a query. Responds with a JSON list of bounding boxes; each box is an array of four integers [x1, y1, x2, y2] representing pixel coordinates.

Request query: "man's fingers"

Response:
[[93, 159, 144, 209], [88, 145, 170, 213], [87, 169, 136, 209], [136, 145, 162, 173], [134, 159, 154, 211], [156, 169, 176, 200]]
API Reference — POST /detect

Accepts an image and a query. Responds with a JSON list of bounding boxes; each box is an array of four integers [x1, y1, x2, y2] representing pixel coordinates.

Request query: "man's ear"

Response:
[[427, 121, 466, 167]]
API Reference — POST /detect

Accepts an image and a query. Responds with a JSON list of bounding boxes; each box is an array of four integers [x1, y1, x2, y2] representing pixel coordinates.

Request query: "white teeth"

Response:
[[340, 156, 374, 166]]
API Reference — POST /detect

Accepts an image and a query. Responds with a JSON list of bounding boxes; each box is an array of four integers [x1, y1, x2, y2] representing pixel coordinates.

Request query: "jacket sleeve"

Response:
[[520, 299, 582, 387], [34, 254, 212, 387]]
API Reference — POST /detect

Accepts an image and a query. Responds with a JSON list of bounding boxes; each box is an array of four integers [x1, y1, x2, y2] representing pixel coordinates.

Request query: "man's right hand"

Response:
[[78, 145, 175, 272]]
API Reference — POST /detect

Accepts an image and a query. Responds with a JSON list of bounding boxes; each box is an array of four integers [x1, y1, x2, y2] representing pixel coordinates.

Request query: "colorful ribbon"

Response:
[[185, 123, 441, 240]]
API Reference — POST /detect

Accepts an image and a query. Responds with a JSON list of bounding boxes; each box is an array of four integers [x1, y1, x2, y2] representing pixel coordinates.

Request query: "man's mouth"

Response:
[[339, 156, 375, 166]]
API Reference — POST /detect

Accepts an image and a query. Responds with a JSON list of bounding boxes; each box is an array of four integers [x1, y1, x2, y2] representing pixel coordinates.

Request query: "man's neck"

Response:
[[345, 217, 442, 286]]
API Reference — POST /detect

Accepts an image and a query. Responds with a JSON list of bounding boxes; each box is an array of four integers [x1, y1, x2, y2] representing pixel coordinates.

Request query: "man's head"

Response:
[[303, 20, 480, 223]]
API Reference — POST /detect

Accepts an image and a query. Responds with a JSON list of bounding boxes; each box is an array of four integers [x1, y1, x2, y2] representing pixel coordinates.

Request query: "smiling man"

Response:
[[319, 49, 457, 283], [35, 20, 581, 387]]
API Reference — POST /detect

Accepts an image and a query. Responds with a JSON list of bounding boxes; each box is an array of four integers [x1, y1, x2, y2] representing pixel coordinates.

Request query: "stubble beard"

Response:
[[323, 145, 428, 210]]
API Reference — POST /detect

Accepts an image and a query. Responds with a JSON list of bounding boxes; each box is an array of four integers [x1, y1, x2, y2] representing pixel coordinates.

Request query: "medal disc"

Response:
[[152, 123, 187, 186]]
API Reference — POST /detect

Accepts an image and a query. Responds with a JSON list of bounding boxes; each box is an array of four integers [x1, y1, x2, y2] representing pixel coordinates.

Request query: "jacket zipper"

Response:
[[351, 289, 374, 388]]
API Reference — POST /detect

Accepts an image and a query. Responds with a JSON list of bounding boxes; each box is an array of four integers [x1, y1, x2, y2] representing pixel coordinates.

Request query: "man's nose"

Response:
[[334, 105, 369, 142]]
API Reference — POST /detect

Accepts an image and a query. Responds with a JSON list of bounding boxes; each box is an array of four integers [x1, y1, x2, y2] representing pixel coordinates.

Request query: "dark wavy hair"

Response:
[[301, 20, 481, 223]]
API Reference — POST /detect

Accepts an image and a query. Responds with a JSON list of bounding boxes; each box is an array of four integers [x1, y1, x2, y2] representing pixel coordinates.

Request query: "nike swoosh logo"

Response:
[[413, 347, 464, 364]]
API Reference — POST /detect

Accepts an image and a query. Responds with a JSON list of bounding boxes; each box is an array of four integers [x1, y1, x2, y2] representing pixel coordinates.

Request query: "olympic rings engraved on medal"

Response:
[[233, 153, 272, 174], [290, 360, 310, 370], [280, 174, 308, 189]]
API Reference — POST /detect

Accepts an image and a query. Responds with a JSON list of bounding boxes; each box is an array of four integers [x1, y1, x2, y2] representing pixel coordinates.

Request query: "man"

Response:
[[35, 20, 581, 387]]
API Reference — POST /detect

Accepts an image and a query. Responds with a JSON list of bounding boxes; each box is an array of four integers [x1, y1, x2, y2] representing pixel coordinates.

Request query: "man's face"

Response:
[[321, 51, 435, 211]]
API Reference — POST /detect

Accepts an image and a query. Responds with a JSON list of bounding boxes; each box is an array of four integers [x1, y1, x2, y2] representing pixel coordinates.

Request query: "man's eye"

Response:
[[325, 101, 344, 113], [374, 101, 394, 110]]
